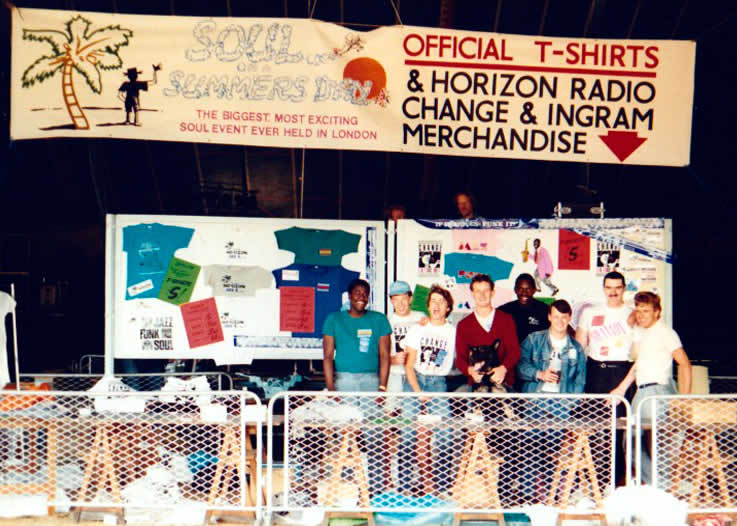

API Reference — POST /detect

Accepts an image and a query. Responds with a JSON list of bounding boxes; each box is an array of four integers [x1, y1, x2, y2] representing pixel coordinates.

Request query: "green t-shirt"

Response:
[[274, 227, 360, 266], [323, 311, 392, 373]]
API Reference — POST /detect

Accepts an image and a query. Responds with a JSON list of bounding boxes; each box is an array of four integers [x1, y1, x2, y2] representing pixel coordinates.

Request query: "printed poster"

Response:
[[158, 257, 201, 305], [596, 241, 621, 275], [558, 230, 590, 270], [418, 241, 442, 277], [180, 297, 224, 348], [279, 286, 315, 333]]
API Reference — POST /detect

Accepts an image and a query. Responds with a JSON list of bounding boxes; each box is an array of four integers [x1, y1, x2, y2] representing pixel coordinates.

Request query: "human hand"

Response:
[[538, 369, 560, 383], [468, 364, 484, 383], [490, 365, 507, 385]]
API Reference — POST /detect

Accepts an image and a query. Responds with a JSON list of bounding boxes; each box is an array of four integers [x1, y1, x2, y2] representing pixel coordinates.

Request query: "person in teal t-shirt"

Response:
[[322, 278, 391, 494], [322, 278, 391, 392]]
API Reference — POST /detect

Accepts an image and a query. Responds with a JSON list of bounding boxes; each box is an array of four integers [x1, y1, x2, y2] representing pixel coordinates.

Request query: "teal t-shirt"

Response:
[[323, 311, 392, 373], [274, 227, 360, 266]]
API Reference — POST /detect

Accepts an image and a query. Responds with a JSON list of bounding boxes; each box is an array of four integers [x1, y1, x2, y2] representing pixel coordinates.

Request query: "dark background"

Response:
[[1, 0, 735, 373]]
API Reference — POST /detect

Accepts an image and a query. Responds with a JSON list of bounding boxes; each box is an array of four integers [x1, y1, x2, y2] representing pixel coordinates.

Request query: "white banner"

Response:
[[11, 8, 695, 166]]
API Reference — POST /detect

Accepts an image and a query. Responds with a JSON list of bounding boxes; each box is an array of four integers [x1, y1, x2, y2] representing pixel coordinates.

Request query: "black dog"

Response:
[[468, 338, 504, 393]]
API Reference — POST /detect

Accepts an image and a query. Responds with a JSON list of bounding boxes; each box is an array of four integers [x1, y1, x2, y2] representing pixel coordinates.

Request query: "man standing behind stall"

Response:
[[575, 271, 634, 396], [575, 271, 634, 485], [323, 278, 392, 493], [456, 274, 520, 388], [323, 278, 391, 393], [499, 273, 551, 344]]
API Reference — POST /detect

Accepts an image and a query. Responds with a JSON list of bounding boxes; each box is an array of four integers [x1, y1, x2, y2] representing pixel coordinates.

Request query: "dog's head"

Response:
[[468, 339, 502, 371]]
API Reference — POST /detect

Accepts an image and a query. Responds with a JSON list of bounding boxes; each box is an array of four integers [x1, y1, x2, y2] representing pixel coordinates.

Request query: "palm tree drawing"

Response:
[[21, 15, 133, 130]]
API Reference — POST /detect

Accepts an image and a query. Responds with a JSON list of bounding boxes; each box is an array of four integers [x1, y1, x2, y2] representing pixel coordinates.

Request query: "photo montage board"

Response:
[[393, 218, 672, 327], [107, 215, 385, 362]]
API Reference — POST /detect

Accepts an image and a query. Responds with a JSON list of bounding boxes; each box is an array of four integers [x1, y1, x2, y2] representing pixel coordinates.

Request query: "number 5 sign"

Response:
[[558, 230, 590, 270]]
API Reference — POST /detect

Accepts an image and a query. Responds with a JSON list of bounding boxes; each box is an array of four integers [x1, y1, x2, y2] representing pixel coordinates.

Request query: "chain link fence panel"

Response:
[[267, 391, 625, 520], [636, 394, 737, 513], [0, 390, 262, 521]]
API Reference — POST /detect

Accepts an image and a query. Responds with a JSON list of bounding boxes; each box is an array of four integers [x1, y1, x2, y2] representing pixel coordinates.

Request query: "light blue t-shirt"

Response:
[[123, 223, 195, 299], [323, 311, 392, 373]]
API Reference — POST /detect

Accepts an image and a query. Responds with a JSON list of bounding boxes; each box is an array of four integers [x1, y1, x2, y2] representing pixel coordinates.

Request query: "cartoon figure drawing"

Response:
[[533, 238, 559, 296], [21, 15, 134, 130], [118, 64, 161, 125]]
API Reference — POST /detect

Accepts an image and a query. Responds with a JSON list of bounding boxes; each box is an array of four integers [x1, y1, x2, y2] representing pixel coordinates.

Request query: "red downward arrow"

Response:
[[599, 130, 647, 162]]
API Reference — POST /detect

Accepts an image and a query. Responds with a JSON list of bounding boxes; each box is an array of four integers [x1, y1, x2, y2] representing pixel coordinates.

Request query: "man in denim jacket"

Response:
[[516, 299, 586, 502], [517, 299, 586, 394]]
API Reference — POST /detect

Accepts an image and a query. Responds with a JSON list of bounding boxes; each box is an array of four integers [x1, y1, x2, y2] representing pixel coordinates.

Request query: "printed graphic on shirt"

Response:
[[590, 320, 630, 358], [358, 328, 372, 353], [418, 240, 443, 276], [220, 311, 246, 331], [418, 335, 451, 373], [393, 325, 410, 354], [597, 241, 621, 275], [224, 240, 248, 260], [136, 316, 174, 351]]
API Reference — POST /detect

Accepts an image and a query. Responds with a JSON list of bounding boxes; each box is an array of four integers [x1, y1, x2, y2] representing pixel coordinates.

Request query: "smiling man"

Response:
[[455, 274, 520, 388], [576, 271, 635, 396], [499, 273, 551, 344], [322, 278, 392, 393], [610, 291, 691, 483], [575, 271, 634, 485]]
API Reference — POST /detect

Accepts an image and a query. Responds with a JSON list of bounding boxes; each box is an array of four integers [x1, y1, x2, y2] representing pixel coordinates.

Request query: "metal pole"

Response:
[[10, 283, 20, 390]]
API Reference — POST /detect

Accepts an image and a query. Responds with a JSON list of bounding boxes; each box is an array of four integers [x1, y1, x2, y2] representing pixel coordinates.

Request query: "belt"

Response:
[[590, 360, 630, 369], [637, 382, 662, 389]]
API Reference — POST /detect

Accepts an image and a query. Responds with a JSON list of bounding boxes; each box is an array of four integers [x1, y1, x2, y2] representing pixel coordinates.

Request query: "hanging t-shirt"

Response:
[[443, 253, 514, 284], [0, 292, 17, 387], [274, 227, 360, 266], [579, 304, 633, 361], [404, 321, 456, 376], [389, 310, 425, 375], [123, 223, 195, 299], [273, 263, 359, 338], [205, 265, 273, 297]]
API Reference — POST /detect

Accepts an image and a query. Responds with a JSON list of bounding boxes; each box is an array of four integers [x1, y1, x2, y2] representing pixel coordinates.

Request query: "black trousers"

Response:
[[586, 359, 636, 485]]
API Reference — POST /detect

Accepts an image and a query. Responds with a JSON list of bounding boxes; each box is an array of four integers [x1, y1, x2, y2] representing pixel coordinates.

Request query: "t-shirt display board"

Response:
[[107, 214, 384, 362], [393, 217, 672, 327]]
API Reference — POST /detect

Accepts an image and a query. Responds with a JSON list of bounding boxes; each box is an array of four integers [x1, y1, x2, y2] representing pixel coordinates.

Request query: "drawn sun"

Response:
[[343, 57, 387, 100]]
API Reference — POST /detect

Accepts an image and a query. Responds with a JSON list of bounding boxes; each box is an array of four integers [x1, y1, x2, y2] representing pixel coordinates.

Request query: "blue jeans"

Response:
[[633, 382, 677, 484], [401, 374, 453, 492], [334, 372, 383, 492]]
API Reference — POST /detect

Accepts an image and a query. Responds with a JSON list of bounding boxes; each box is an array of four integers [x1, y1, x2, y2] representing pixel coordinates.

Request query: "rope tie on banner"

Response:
[[308, 0, 317, 19]]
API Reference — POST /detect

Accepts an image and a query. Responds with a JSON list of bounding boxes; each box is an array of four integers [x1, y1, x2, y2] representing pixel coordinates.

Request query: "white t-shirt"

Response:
[[404, 321, 456, 376], [474, 309, 496, 332], [389, 310, 424, 375], [541, 334, 567, 393], [633, 321, 682, 386], [205, 265, 273, 296], [579, 304, 633, 361], [0, 292, 16, 387]]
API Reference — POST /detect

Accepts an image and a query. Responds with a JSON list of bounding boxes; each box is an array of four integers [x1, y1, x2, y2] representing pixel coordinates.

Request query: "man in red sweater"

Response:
[[455, 274, 521, 387]]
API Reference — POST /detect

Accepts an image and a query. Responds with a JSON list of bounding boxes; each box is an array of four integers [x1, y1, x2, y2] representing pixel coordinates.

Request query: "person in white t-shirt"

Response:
[[610, 291, 691, 483], [386, 280, 424, 492], [575, 271, 635, 485], [576, 271, 636, 396], [387, 281, 425, 412], [402, 285, 456, 494]]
